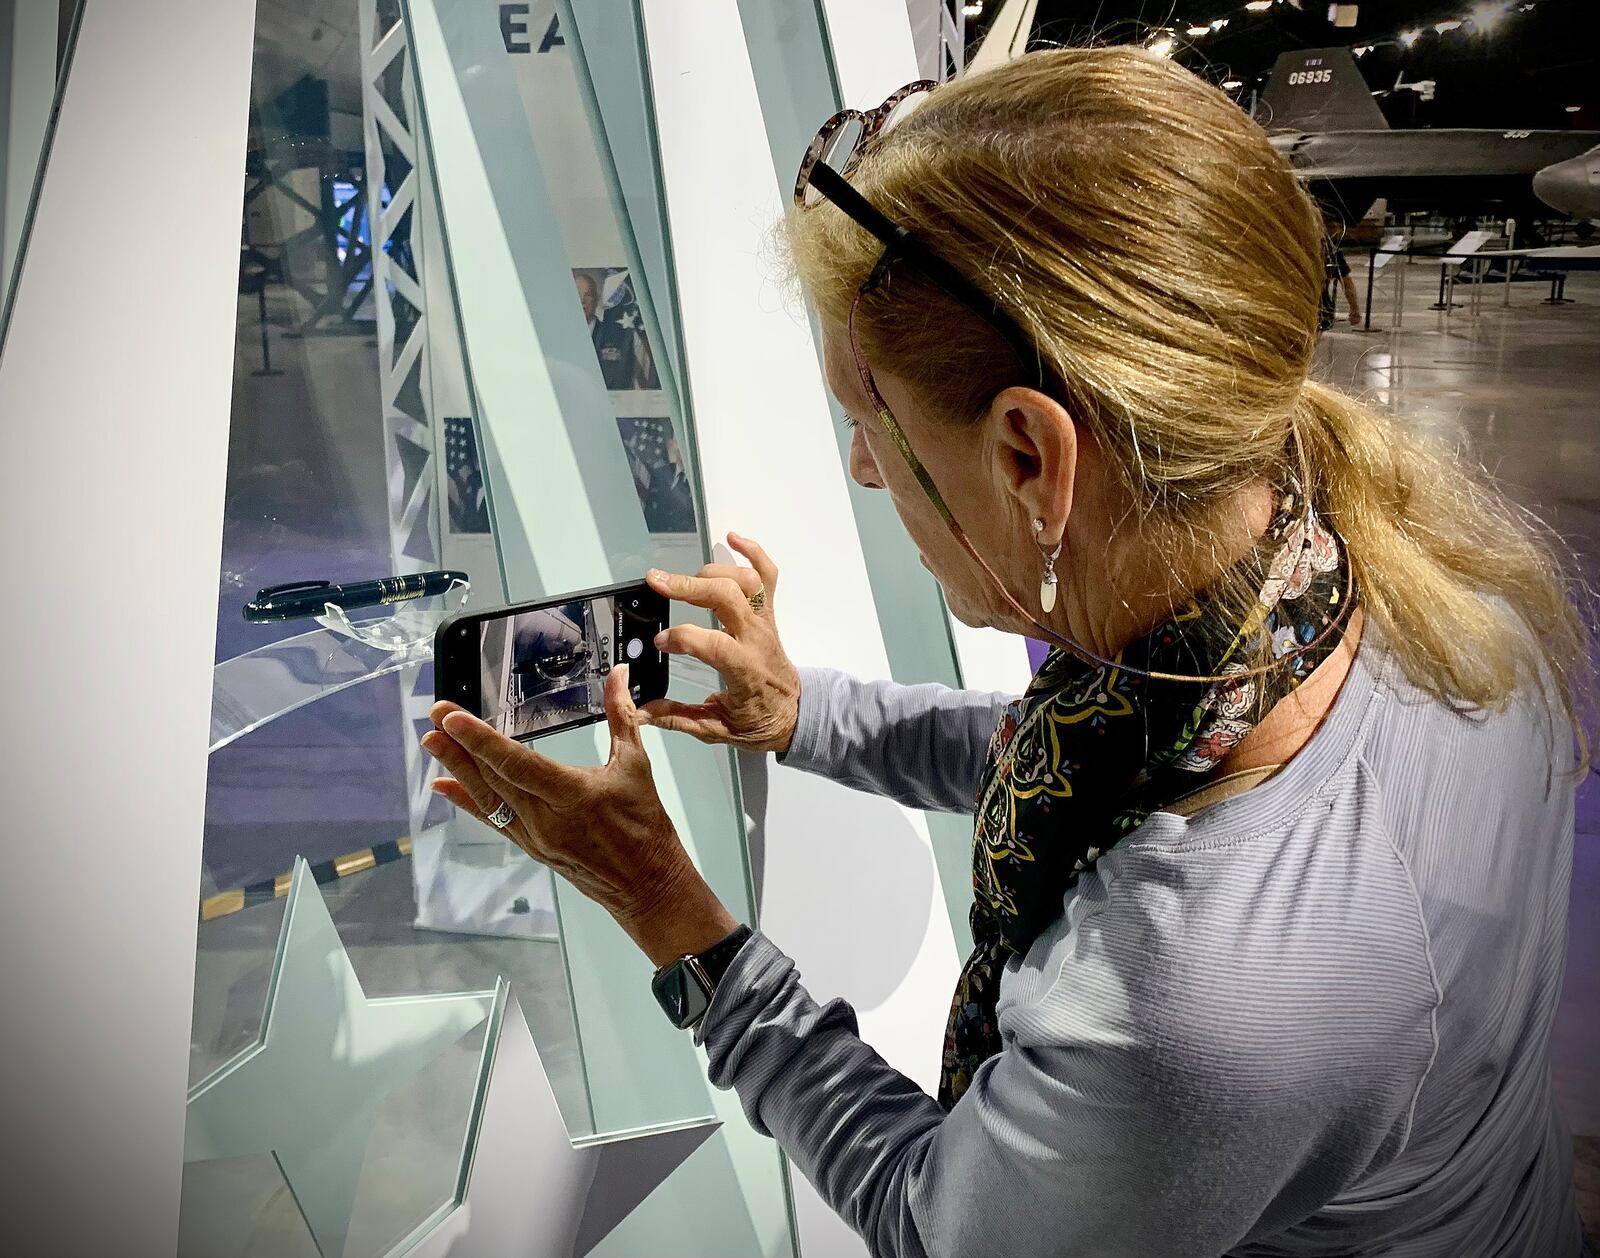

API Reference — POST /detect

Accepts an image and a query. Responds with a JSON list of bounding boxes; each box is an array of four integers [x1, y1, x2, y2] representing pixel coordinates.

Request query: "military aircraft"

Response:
[[1259, 47, 1600, 221], [1532, 143, 1600, 222]]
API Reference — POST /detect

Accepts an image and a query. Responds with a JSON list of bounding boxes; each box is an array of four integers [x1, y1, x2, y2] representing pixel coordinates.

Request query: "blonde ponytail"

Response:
[[787, 47, 1593, 757], [1295, 380, 1591, 757]]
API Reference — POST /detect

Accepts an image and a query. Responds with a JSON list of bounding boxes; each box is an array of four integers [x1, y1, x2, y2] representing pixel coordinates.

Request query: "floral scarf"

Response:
[[939, 499, 1350, 1108]]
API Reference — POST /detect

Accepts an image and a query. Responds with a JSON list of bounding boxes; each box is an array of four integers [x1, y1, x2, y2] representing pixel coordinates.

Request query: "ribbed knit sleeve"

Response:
[[780, 667, 1013, 813]]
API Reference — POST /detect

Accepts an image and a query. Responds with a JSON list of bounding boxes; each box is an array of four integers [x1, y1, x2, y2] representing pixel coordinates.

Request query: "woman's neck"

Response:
[[1225, 606, 1365, 775], [1069, 481, 1279, 657], [1068, 480, 1361, 776]]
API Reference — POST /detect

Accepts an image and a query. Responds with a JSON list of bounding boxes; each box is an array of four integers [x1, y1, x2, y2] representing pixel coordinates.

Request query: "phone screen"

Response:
[[440, 582, 669, 741]]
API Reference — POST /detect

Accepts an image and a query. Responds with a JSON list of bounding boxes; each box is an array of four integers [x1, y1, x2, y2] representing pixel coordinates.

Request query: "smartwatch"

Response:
[[651, 924, 753, 1030]]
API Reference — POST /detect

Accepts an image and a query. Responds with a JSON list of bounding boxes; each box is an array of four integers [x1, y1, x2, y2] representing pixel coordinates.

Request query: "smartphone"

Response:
[[433, 579, 670, 741]]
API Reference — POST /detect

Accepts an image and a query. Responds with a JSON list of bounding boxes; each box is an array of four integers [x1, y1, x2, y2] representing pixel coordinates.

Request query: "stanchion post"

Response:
[[252, 282, 283, 378], [1504, 219, 1515, 308], [1432, 259, 1455, 312], [1364, 244, 1376, 331]]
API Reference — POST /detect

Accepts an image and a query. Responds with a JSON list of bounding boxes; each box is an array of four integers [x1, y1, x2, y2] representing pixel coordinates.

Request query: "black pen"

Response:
[[244, 570, 470, 623]]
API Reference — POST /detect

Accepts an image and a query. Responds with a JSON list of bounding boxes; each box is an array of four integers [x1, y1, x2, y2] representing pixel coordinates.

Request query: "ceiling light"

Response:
[[1211, 16, 1231, 29], [1434, 18, 1462, 32], [1353, 44, 1372, 55], [1244, 1, 1273, 11], [1222, 79, 1243, 89], [1567, 104, 1582, 113], [961, 1, 982, 13], [1148, 35, 1176, 56], [1399, 28, 1421, 45], [1187, 24, 1211, 35], [1469, 1, 1512, 27]]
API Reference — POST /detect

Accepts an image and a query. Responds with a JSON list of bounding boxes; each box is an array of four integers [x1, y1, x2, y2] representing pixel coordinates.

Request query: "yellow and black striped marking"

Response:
[[200, 837, 414, 923]]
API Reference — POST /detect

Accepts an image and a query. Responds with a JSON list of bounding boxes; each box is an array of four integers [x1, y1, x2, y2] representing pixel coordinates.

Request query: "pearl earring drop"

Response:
[[1033, 518, 1062, 614]]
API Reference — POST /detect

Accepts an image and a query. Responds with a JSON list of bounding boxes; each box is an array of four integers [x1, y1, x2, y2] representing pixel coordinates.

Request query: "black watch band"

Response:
[[650, 924, 753, 1030]]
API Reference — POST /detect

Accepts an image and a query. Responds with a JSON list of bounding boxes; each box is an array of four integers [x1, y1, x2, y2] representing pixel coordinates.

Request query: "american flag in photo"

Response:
[[444, 416, 480, 478], [618, 415, 672, 479]]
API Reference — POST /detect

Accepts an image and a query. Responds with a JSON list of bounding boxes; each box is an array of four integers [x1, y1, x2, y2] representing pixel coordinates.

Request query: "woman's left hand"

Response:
[[420, 664, 737, 967]]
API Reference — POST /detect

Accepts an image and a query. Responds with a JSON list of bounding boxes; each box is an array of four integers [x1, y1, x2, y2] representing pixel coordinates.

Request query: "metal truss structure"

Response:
[[240, 136, 375, 336], [937, 0, 967, 78], [357, 0, 443, 839]]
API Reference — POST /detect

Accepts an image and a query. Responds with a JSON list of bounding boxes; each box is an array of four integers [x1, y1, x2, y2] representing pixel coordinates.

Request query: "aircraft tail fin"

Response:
[[1258, 47, 1388, 133]]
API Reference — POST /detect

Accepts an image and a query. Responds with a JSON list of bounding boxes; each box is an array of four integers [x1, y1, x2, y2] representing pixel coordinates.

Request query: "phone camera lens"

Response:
[[626, 637, 644, 660]]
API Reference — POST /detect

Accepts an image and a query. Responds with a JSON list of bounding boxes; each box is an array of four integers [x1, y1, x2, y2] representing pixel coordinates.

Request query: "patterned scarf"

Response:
[[939, 498, 1351, 1108]]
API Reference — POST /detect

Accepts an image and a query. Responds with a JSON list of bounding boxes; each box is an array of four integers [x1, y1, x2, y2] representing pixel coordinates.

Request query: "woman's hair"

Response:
[[786, 46, 1592, 756]]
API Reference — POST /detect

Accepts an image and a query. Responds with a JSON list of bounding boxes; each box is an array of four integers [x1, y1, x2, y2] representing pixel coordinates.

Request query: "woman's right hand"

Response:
[[639, 533, 802, 755]]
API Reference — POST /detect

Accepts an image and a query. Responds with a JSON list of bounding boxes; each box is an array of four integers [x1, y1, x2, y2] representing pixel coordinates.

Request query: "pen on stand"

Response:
[[243, 570, 469, 623]]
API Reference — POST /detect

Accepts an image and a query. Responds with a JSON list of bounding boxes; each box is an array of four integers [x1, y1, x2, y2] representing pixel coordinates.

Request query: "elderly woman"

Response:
[[420, 49, 1592, 1258]]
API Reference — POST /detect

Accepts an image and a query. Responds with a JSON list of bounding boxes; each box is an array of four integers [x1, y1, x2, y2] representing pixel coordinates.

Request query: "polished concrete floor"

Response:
[[1315, 259, 1600, 1156]]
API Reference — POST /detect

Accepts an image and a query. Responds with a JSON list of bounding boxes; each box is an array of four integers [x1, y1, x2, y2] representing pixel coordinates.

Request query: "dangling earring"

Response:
[[1033, 518, 1063, 614]]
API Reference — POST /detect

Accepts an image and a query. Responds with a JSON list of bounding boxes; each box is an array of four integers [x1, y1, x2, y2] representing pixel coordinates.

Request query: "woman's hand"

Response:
[[640, 533, 802, 754], [420, 665, 736, 967]]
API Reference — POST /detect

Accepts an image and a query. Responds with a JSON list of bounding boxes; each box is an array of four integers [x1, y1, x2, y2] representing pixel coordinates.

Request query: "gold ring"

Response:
[[748, 587, 767, 613]]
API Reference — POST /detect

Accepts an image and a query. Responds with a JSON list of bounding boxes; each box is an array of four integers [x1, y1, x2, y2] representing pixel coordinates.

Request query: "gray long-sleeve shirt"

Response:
[[695, 640, 1582, 1257]]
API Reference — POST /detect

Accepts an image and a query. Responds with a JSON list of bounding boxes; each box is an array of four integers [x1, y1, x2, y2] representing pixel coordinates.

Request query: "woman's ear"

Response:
[[987, 387, 1077, 543]]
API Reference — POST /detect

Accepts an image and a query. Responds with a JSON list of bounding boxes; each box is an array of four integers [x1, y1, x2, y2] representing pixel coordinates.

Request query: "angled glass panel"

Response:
[[0, 0, 82, 347], [404, 1, 796, 1252], [186, 864, 496, 1258], [187, 1, 596, 1252], [737, 0, 977, 951]]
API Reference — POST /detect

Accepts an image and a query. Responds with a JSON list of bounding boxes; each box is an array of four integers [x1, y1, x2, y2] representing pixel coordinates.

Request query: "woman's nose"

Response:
[[848, 423, 886, 490]]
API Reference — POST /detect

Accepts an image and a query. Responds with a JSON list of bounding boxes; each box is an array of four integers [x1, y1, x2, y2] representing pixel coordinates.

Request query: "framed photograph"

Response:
[[444, 415, 491, 534], [617, 415, 697, 536], [572, 266, 661, 391]]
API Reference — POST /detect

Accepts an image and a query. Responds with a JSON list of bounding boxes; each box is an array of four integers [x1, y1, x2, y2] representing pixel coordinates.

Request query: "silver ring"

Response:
[[486, 800, 515, 830]]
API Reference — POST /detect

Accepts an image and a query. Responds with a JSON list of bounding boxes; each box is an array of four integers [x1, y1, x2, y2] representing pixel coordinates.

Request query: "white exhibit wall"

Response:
[[816, 0, 1034, 699], [0, 3, 255, 1255], [642, 2, 969, 1253], [816, 0, 918, 108]]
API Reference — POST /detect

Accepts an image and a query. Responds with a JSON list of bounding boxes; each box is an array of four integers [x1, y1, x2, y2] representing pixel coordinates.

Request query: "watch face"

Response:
[[652, 963, 710, 1029]]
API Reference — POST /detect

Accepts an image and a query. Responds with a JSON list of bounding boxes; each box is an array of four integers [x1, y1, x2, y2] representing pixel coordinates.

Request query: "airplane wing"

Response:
[[1276, 129, 1600, 180]]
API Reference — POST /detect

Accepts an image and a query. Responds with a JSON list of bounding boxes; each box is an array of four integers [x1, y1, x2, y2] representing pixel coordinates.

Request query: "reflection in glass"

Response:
[[188, 0, 597, 1250]]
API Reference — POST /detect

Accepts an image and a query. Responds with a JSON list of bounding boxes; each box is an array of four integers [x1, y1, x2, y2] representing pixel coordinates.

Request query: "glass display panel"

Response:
[[404, 0, 796, 1252], [0, 0, 82, 346], [183, 1, 644, 1251], [736, 0, 977, 952]]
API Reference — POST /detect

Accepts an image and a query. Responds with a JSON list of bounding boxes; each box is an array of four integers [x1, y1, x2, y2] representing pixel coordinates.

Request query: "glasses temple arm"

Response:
[[808, 162, 1045, 388]]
